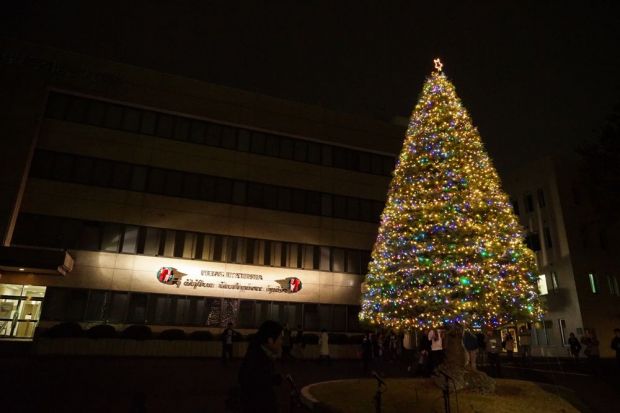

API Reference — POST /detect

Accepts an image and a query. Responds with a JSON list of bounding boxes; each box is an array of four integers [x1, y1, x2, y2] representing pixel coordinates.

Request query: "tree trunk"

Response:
[[432, 326, 495, 394]]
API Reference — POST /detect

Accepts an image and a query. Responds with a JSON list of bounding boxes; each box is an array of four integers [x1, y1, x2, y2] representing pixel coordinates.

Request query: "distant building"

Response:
[[0, 38, 403, 339], [503, 157, 620, 358]]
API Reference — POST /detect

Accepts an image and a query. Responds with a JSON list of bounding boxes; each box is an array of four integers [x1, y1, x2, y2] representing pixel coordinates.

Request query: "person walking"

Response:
[[238, 320, 283, 413], [568, 332, 582, 363], [485, 330, 502, 377], [318, 329, 331, 365], [462, 329, 479, 370], [611, 328, 620, 369], [504, 332, 515, 362], [517, 326, 531, 365], [221, 322, 239, 365]]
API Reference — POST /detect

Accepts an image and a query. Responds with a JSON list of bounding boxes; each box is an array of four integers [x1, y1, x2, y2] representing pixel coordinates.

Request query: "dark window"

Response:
[[121, 107, 141, 133], [121, 225, 139, 253], [46, 93, 69, 119], [199, 176, 216, 201], [264, 134, 280, 157], [306, 192, 321, 215], [293, 140, 308, 162], [127, 293, 148, 323], [331, 248, 345, 272], [319, 305, 332, 330], [359, 152, 371, 173], [371, 154, 383, 175], [303, 304, 319, 331], [237, 129, 251, 151], [237, 300, 255, 328], [101, 223, 122, 252], [205, 123, 222, 147], [333, 195, 347, 219], [173, 232, 185, 257], [92, 159, 113, 187], [278, 187, 292, 211], [322, 146, 333, 166], [107, 292, 129, 322], [73, 157, 94, 184], [78, 221, 101, 250], [221, 126, 237, 149], [165, 170, 184, 197], [140, 111, 157, 135], [156, 114, 174, 138], [321, 194, 333, 217], [85, 290, 108, 321], [333, 305, 347, 331], [52, 153, 74, 181], [308, 142, 321, 164], [526, 232, 541, 251], [111, 163, 132, 190], [511, 199, 520, 215], [525, 194, 534, 212], [130, 166, 148, 192], [291, 189, 306, 213], [183, 173, 200, 199], [65, 97, 88, 123], [147, 168, 166, 194], [319, 247, 330, 271], [85, 101, 106, 126], [280, 138, 294, 159], [347, 306, 361, 332], [382, 156, 394, 175], [346, 250, 361, 274], [103, 105, 123, 129], [189, 120, 206, 144], [144, 228, 162, 256], [59, 219, 81, 249], [250, 131, 266, 154], [215, 179, 233, 203], [232, 181, 247, 205], [346, 198, 360, 221], [174, 118, 190, 141], [247, 183, 264, 208], [30, 150, 54, 178]]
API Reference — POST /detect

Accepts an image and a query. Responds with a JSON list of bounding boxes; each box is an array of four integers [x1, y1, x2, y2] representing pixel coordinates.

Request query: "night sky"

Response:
[[3, 1, 620, 174]]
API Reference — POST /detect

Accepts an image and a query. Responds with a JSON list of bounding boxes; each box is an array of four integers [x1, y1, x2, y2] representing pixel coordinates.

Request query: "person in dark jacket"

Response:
[[238, 320, 283, 413], [611, 328, 620, 369], [462, 329, 479, 370], [568, 332, 581, 363]]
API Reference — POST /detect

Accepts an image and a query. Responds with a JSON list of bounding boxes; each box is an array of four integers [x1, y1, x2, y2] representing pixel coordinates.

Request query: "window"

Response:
[[156, 114, 174, 138], [131, 166, 148, 191], [511, 199, 520, 215], [111, 163, 132, 190], [319, 247, 330, 271], [303, 304, 319, 330], [127, 293, 148, 323], [346, 250, 361, 274], [173, 118, 190, 141], [607, 275, 620, 296], [558, 319, 567, 345], [66, 97, 88, 123], [331, 248, 345, 272], [46, 93, 69, 119], [143, 228, 162, 256], [333, 305, 347, 331], [526, 232, 541, 251], [85, 290, 108, 321], [162, 230, 176, 257], [121, 225, 139, 253], [189, 120, 206, 144], [121, 107, 141, 133], [550, 271, 559, 291], [141, 111, 157, 135], [347, 305, 361, 332], [250, 131, 266, 154], [78, 221, 101, 250], [101, 224, 122, 252], [537, 274, 549, 295], [107, 292, 129, 322], [537, 188, 546, 208], [588, 273, 599, 294]]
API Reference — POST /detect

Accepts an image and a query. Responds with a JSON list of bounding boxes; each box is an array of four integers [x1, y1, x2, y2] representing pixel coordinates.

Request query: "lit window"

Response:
[[588, 273, 598, 294], [550, 272, 559, 290], [538, 274, 549, 295]]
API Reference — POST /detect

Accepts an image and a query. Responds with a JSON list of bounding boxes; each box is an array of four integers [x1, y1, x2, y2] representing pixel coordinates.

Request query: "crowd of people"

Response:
[[230, 321, 620, 412]]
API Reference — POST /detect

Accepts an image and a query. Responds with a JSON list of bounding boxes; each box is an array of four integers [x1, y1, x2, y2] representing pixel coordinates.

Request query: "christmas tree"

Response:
[[360, 59, 544, 331]]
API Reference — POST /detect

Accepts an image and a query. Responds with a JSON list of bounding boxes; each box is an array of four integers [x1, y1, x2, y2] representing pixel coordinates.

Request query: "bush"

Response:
[[159, 329, 186, 340], [188, 330, 214, 341], [328, 333, 349, 345], [45, 322, 83, 338], [86, 324, 117, 339], [121, 325, 152, 340]]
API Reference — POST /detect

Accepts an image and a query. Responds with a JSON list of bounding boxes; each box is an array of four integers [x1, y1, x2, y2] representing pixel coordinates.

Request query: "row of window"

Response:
[[45, 92, 396, 176], [524, 227, 552, 252], [588, 273, 620, 296], [511, 188, 546, 216], [30, 150, 385, 223], [41, 287, 362, 332], [13, 214, 372, 275]]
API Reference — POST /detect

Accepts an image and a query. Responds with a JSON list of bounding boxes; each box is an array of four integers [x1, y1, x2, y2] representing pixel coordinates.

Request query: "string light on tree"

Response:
[[360, 59, 544, 331]]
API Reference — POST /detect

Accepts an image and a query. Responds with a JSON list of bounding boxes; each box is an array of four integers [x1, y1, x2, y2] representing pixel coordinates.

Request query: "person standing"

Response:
[[318, 329, 331, 365], [428, 328, 444, 372], [238, 320, 283, 413], [221, 322, 239, 365], [568, 332, 582, 363], [361, 332, 373, 375], [581, 329, 600, 372], [504, 332, 515, 362], [485, 330, 502, 377], [462, 329, 479, 370], [517, 326, 531, 365], [611, 328, 620, 369]]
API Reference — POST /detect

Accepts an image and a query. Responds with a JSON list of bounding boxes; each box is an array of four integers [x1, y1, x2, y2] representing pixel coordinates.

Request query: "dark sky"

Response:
[[3, 1, 620, 174]]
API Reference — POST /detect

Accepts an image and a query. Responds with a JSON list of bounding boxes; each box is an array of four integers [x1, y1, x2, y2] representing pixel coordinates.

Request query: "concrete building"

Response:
[[0, 38, 404, 339], [504, 157, 620, 358]]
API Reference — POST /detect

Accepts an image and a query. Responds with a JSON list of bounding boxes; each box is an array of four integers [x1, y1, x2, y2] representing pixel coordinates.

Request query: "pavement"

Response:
[[1, 351, 618, 412]]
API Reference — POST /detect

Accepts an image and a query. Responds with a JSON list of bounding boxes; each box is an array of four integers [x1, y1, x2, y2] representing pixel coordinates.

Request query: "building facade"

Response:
[[0, 38, 404, 339], [504, 157, 620, 358]]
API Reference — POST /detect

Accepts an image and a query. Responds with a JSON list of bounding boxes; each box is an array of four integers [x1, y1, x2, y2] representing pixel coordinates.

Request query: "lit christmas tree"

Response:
[[360, 59, 544, 331]]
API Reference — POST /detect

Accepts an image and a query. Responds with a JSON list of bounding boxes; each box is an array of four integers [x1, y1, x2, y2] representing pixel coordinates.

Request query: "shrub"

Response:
[[86, 324, 117, 339], [159, 329, 186, 340], [45, 322, 84, 338], [188, 330, 214, 341], [121, 325, 152, 340]]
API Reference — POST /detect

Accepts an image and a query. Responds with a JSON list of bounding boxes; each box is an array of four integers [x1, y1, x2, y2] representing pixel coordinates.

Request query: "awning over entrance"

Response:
[[0, 246, 74, 276]]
